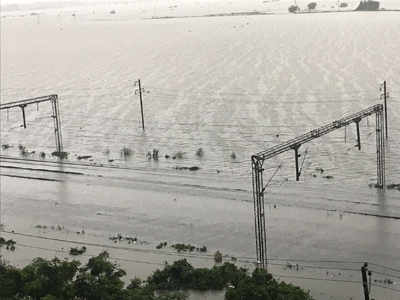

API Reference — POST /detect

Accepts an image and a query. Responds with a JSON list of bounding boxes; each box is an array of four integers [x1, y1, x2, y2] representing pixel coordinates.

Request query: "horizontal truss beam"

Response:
[[253, 104, 383, 162], [0, 95, 57, 110]]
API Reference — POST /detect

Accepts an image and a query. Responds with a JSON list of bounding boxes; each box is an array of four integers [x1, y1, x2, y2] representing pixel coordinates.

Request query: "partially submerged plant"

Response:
[[152, 149, 159, 160], [69, 246, 87, 256], [121, 146, 132, 157], [214, 250, 223, 263], [51, 151, 69, 159], [195, 148, 204, 158], [156, 242, 168, 249], [173, 151, 185, 159], [0, 238, 16, 251]]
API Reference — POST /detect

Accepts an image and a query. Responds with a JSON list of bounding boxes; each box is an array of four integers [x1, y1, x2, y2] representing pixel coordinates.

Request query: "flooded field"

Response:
[[1, 2, 400, 299]]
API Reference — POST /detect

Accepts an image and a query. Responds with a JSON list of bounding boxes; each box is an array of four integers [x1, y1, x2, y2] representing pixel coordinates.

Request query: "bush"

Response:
[[195, 148, 204, 158], [153, 149, 159, 160], [171, 243, 195, 253], [69, 246, 87, 256], [51, 151, 69, 159], [230, 152, 236, 160], [0, 238, 16, 251], [121, 146, 133, 157], [288, 5, 300, 13], [173, 151, 185, 159], [214, 250, 223, 264], [307, 2, 317, 10], [156, 242, 168, 249]]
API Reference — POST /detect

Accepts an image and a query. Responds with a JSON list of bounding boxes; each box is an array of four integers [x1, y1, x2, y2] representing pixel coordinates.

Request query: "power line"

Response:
[[369, 263, 400, 274], [371, 283, 400, 293]]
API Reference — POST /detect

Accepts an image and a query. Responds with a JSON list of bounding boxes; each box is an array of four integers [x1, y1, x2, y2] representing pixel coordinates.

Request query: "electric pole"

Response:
[[361, 262, 370, 300], [135, 79, 145, 131]]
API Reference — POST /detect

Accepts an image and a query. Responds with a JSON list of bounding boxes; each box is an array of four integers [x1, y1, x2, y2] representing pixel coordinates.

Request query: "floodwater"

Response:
[[1, 2, 400, 299]]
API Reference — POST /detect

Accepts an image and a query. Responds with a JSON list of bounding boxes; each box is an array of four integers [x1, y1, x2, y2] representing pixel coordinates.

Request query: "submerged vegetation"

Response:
[[121, 146, 133, 158], [214, 250, 223, 263], [170, 243, 207, 253], [51, 151, 69, 159], [69, 246, 87, 256], [288, 5, 300, 13], [0, 252, 314, 299], [173, 151, 185, 160], [195, 147, 204, 158], [0, 238, 16, 251]]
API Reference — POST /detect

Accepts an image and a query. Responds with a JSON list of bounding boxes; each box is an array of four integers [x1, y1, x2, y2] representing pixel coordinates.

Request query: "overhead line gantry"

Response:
[[0, 95, 64, 156], [252, 104, 385, 270]]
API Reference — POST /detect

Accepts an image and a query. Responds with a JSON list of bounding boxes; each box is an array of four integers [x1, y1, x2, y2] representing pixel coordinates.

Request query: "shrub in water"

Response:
[[174, 151, 185, 159], [121, 147, 132, 157], [69, 246, 87, 256], [214, 250, 223, 263], [152, 149, 159, 160], [195, 148, 204, 158]]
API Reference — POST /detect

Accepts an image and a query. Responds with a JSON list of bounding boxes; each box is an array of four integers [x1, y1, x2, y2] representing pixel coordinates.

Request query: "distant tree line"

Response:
[[0, 251, 314, 300]]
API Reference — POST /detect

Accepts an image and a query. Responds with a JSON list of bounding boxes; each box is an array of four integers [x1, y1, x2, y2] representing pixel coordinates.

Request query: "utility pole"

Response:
[[361, 262, 370, 300], [135, 79, 145, 131]]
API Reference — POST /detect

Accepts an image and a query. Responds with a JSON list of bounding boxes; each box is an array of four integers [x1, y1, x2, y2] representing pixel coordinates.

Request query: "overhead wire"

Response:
[[2, 230, 388, 275]]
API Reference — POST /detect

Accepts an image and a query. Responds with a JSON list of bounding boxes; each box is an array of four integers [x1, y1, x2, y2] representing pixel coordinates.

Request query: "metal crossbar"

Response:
[[253, 104, 382, 160]]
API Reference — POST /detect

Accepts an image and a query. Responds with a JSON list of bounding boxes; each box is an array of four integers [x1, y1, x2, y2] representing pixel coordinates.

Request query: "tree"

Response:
[[0, 253, 314, 300], [148, 259, 194, 290], [226, 268, 314, 300], [73, 251, 126, 300], [288, 5, 300, 13], [20, 257, 79, 299], [307, 2, 317, 10], [0, 259, 22, 299]]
